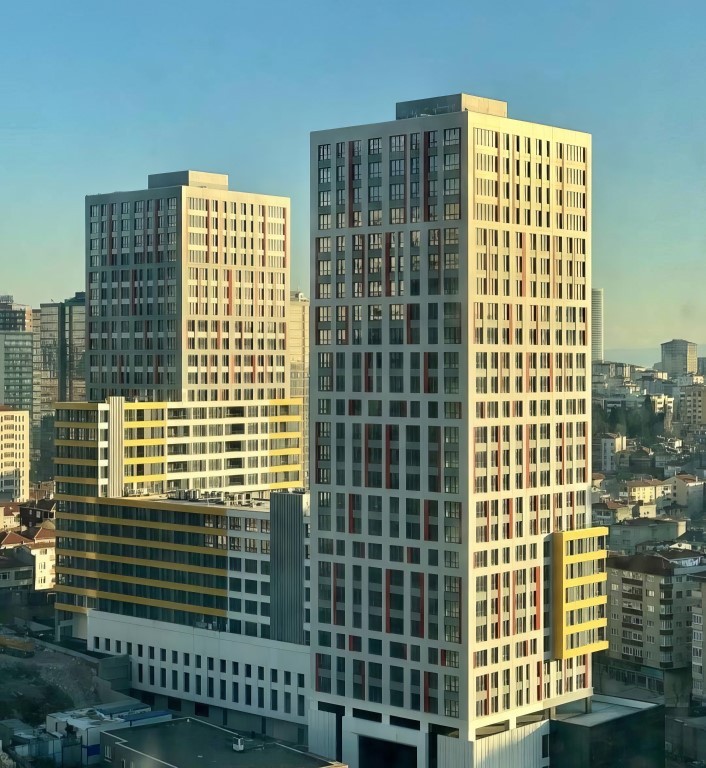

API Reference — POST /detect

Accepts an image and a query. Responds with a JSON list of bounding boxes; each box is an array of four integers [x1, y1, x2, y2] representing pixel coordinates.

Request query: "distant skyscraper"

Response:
[[591, 288, 604, 362], [288, 291, 310, 487], [0, 296, 32, 332], [661, 338, 697, 379], [309, 93, 605, 767], [31, 292, 86, 481]]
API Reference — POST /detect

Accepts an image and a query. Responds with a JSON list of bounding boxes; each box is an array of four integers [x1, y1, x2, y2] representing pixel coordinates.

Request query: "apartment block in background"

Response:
[[0, 331, 34, 416], [32, 291, 86, 482], [309, 93, 605, 768], [661, 338, 697, 379], [591, 432, 626, 473], [603, 549, 705, 707], [0, 406, 29, 502], [85, 171, 290, 404], [0, 295, 32, 332], [288, 291, 310, 487]]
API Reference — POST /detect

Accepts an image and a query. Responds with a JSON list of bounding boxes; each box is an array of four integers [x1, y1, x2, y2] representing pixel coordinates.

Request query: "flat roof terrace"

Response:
[[102, 717, 344, 768]]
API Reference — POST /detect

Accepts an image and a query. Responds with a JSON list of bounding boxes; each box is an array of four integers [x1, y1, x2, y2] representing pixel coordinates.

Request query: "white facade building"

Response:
[[0, 406, 29, 502], [309, 93, 605, 768]]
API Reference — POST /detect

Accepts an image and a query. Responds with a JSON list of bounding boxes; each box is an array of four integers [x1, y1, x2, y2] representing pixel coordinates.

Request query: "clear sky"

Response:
[[1, 0, 704, 355]]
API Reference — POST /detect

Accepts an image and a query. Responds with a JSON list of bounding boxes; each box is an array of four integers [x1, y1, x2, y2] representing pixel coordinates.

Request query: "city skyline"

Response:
[[2, 1, 706, 351]]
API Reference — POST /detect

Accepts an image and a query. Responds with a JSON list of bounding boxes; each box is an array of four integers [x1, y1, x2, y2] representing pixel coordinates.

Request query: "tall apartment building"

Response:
[[0, 296, 32, 332], [85, 170, 289, 404], [32, 292, 86, 481], [0, 331, 34, 415], [591, 288, 603, 363], [56, 170, 306, 736], [661, 338, 697, 379], [0, 406, 29, 502], [288, 291, 310, 487], [309, 94, 606, 767]]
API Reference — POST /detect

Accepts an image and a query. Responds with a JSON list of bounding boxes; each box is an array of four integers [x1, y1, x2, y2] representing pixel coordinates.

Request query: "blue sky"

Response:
[[1, 0, 704, 355]]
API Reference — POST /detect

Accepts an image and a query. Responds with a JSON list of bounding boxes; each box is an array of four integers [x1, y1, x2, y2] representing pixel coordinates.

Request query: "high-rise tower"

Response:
[[308, 94, 606, 767]]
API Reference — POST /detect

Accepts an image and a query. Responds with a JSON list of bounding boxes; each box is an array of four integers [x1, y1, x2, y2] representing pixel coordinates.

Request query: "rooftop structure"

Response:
[[99, 717, 346, 768]]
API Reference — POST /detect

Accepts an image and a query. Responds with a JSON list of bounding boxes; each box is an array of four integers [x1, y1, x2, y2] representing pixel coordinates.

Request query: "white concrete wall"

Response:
[[308, 708, 337, 760], [87, 611, 309, 727]]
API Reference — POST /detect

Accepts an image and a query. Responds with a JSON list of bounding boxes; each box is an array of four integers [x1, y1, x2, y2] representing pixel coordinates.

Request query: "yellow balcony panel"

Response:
[[57, 568, 225, 597], [56, 530, 225, 556], [552, 527, 609, 660], [56, 586, 226, 617], [559, 639, 608, 660], [57, 551, 223, 577], [58, 513, 226, 536], [54, 601, 87, 614]]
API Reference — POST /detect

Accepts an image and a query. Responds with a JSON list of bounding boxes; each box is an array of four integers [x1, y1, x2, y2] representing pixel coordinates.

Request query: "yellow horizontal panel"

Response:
[[55, 493, 99, 503], [56, 550, 223, 576], [564, 594, 607, 610], [56, 531, 225, 556], [55, 440, 98, 447], [563, 617, 606, 634], [54, 601, 87, 614], [56, 586, 226, 617], [559, 640, 609, 660], [57, 567, 225, 597], [124, 455, 166, 464], [53, 458, 95, 466], [565, 550, 608, 564], [54, 475, 98, 484], [58, 512, 226, 535], [565, 572, 607, 587], [124, 439, 164, 446], [560, 526, 609, 541]]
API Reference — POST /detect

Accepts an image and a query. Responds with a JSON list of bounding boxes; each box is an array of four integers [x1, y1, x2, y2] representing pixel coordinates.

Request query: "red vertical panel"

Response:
[[348, 494, 354, 535], [385, 234, 392, 297], [423, 500, 430, 541], [423, 671, 430, 712]]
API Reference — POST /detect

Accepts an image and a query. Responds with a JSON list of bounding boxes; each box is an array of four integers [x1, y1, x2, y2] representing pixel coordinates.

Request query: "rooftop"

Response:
[[553, 695, 661, 728], [102, 718, 343, 768], [395, 93, 507, 120]]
